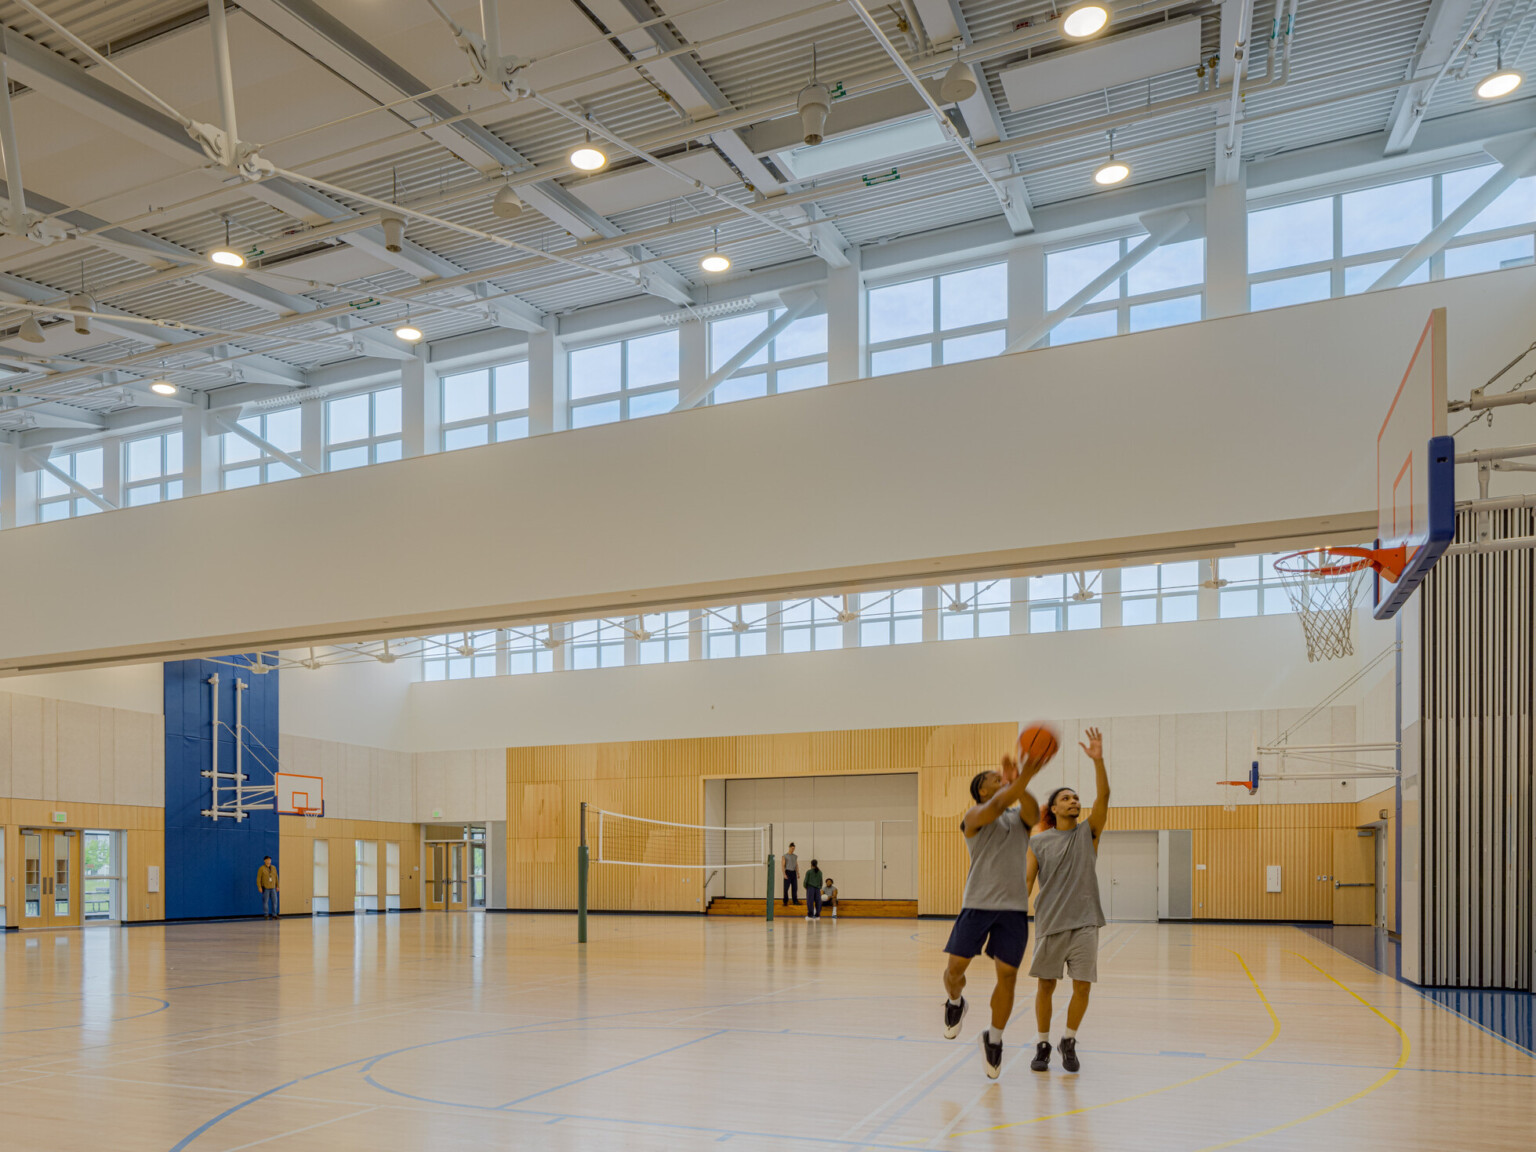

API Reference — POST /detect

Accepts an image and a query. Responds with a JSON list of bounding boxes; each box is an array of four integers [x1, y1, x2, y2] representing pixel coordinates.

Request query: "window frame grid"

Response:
[[1247, 164, 1536, 307], [566, 329, 681, 426], [855, 588, 924, 647], [1025, 571, 1104, 633], [937, 580, 1013, 641], [706, 307, 829, 402], [37, 444, 106, 521], [865, 261, 1009, 375], [122, 430, 184, 507], [325, 386, 403, 471], [1118, 561, 1202, 627], [222, 407, 303, 489], [440, 360, 532, 450], [1045, 233, 1206, 342], [703, 603, 770, 659]]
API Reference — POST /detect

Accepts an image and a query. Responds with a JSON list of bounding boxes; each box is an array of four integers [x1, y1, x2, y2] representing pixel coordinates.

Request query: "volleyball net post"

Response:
[[582, 808, 770, 934], [766, 822, 774, 924], [578, 801, 589, 944]]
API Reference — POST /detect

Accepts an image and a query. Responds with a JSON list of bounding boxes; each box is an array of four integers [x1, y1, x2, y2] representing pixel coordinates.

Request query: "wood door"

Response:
[[1107, 832, 1159, 921], [426, 843, 447, 910], [447, 843, 468, 910], [1332, 829, 1376, 925], [19, 830, 81, 929]]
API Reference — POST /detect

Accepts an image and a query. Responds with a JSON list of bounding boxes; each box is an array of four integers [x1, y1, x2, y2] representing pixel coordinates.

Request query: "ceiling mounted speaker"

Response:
[[797, 83, 831, 146], [938, 60, 977, 103], [67, 293, 94, 336], [382, 216, 405, 253], [18, 316, 44, 343], [492, 184, 524, 219]]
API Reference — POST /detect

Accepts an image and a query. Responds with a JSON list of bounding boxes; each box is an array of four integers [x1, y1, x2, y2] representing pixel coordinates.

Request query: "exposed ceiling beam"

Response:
[[471, 283, 545, 334], [0, 396, 106, 431], [1383, 0, 1479, 155]]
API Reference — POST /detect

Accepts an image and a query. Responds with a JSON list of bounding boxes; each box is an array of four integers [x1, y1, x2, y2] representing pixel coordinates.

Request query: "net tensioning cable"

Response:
[[590, 809, 769, 870]]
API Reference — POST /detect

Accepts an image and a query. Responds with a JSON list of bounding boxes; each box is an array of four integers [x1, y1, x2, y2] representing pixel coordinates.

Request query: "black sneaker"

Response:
[[980, 1032, 1002, 1079], [943, 997, 968, 1039], [1030, 1041, 1052, 1071], [1060, 1037, 1080, 1072]]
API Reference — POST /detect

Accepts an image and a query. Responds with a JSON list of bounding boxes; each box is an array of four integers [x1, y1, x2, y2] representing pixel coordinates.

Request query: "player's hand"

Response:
[[998, 754, 1019, 784], [1080, 727, 1104, 760]]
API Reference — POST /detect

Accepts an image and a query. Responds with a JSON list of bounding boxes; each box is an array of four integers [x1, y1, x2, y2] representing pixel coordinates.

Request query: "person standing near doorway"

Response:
[[804, 860, 824, 920], [257, 855, 280, 919], [783, 843, 800, 905]]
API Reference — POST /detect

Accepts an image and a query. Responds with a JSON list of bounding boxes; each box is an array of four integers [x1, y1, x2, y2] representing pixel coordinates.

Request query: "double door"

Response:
[[19, 829, 80, 928], [426, 842, 467, 910]]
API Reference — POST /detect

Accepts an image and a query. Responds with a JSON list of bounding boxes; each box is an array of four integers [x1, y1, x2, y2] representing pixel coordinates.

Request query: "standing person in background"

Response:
[[783, 843, 800, 905], [1027, 728, 1110, 1074], [804, 860, 824, 920], [256, 855, 280, 919], [822, 877, 838, 918]]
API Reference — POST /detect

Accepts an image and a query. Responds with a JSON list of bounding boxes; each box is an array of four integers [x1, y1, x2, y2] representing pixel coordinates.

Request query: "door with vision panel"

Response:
[[18, 830, 81, 928]]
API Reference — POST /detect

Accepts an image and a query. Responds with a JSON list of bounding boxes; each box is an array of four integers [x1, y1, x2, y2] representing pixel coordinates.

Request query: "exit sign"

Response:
[[52, 812, 66, 823]]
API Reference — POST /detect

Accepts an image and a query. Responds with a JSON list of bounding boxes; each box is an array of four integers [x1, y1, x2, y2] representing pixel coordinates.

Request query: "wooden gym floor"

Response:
[[0, 915, 1530, 1150]]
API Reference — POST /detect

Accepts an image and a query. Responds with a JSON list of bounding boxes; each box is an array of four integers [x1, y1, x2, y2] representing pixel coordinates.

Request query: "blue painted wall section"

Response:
[[163, 658, 280, 920]]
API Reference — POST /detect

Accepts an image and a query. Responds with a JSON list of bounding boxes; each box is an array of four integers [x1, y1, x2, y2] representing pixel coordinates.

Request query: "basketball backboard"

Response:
[[276, 772, 324, 815], [1373, 308, 1454, 619]]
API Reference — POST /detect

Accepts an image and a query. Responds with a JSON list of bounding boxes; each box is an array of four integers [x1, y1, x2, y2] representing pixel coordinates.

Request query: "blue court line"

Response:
[[498, 1028, 727, 1107], [0, 996, 170, 1035]]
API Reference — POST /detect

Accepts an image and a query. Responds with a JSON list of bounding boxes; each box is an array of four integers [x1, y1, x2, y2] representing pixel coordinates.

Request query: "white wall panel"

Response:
[[6, 267, 1534, 672]]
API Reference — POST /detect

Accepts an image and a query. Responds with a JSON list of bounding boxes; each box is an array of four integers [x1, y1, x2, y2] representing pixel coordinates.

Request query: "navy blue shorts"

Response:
[[943, 908, 1030, 969]]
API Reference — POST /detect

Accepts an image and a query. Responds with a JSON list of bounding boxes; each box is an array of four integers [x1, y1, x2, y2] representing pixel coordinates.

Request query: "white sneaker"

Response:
[[805, 915, 811, 920]]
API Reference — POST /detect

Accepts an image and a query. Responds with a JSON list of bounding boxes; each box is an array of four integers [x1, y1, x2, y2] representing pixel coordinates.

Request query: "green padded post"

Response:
[[578, 801, 589, 944], [766, 852, 775, 922]]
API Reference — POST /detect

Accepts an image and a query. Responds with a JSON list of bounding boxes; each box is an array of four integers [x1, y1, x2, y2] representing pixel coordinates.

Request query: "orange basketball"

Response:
[[1017, 723, 1060, 766]]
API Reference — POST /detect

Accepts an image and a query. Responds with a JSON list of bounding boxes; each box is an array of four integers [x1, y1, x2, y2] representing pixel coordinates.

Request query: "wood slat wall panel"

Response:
[[278, 816, 422, 910], [2, 802, 164, 923], [505, 725, 1365, 919]]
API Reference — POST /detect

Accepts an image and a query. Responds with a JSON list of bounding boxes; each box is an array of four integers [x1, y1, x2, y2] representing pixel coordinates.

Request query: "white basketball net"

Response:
[[592, 810, 768, 869], [1274, 551, 1371, 663]]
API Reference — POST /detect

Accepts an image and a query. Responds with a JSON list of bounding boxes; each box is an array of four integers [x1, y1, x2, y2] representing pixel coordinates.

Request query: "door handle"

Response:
[[1334, 882, 1374, 889]]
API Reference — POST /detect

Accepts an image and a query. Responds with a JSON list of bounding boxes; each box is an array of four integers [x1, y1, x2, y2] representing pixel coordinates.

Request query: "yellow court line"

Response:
[[936, 950, 1282, 1141], [1190, 951, 1412, 1152]]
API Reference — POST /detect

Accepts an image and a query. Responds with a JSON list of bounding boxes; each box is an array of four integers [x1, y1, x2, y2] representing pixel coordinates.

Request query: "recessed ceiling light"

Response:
[[569, 143, 607, 172], [1061, 3, 1110, 40], [394, 323, 424, 343], [1094, 160, 1130, 185], [150, 381, 178, 395], [1476, 68, 1523, 99]]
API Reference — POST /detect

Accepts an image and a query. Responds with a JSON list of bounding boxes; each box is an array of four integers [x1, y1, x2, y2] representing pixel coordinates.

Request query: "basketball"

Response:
[[1017, 723, 1060, 766]]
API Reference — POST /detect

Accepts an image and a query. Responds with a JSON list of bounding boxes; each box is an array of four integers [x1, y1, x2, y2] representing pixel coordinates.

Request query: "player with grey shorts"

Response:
[[1026, 728, 1110, 1074]]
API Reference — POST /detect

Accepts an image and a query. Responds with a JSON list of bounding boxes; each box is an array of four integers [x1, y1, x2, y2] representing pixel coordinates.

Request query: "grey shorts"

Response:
[[1028, 925, 1100, 982]]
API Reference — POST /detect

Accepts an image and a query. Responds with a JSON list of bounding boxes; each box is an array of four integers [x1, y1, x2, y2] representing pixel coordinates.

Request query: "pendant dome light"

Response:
[[150, 381, 178, 396], [700, 227, 731, 273], [569, 121, 608, 172], [394, 309, 424, 343], [1061, 3, 1111, 40], [1094, 129, 1130, 186], [1476, 40, 1523, 100], [208, 216, 245, 267]]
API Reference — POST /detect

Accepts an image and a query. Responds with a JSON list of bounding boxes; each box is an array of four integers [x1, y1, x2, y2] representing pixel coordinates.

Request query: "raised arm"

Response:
[[962, 750, 1048, 836], [1025, 847, 1039, 895], [1082, 727, 1110, 841]]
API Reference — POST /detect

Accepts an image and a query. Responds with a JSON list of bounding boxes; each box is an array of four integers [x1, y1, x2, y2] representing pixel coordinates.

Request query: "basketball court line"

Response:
[[217, 1106, 380, 1152], [1188, 952, 1410, 1151], [927, 949, 1282, 1141]]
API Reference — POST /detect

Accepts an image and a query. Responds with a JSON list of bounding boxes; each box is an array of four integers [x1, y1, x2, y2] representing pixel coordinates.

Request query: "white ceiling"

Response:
[[0, 0, 1530, 431]]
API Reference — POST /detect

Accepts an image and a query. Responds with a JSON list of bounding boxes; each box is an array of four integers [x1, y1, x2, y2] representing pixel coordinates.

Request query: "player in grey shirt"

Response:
[[1026, 727, 1110, 1073], [941, 740, 1054, 1080]]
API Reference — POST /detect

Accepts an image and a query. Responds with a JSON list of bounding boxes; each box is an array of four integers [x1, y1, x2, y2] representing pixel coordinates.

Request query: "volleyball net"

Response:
[[577, 803, 774, 940]]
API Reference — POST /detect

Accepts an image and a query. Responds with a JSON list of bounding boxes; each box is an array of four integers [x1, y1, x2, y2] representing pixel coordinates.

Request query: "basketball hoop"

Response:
[[1271, 547, 1403, 663], [299, 807, 320, 830]]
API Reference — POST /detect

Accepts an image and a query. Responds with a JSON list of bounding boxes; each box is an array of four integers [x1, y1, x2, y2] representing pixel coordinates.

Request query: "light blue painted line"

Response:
[[497, 1029, 728, 1108], [0, 996, 170, 1035], [1159, 1050, 1207, 1058], [544, 1116, 563, 1125]]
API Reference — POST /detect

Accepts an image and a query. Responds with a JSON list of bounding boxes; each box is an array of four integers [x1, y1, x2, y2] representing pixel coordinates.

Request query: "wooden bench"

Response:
[[707, 898, 919, 918]]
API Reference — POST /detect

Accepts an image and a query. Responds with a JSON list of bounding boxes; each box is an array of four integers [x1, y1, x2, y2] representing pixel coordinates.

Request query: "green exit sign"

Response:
[[52, 812, 66, 823]]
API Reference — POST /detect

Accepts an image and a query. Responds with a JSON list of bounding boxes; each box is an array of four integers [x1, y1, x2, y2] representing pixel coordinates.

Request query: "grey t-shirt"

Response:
[[1030, 821, 1106, 936], [960, 807, 1031, 912], [783, 852, 798, 873]]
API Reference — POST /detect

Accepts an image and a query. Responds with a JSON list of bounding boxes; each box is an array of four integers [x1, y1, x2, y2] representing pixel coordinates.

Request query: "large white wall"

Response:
[[4, 266, 1533, 672], [279, 654, 417, 752]]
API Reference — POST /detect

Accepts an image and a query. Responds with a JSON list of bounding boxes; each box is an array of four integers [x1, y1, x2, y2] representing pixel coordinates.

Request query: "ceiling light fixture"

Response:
[[208, 216, 245, 267], [492, 183, 524, 218], [569, 125, 607, 172], [394, 321, 424, 343], [1061, 3, 1111, 40], [938, 57, 977, 104], [798, 46, 830, 146], [150, 380, 178, 396], [18, 316, 44, 343], [1094, 128, 1130, 185], [700, 227, 731, 273], [67, 292, 94, 336], [1476, 40, 1523, 99], [382, 216, 405, 253]]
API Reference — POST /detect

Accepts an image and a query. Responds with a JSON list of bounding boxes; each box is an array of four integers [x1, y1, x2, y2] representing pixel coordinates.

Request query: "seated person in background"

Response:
[[822, 878, 838, 918]]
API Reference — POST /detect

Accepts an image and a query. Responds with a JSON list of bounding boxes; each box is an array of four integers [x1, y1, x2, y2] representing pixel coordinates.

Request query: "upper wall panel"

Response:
[[2, 268, 1533, 672]]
